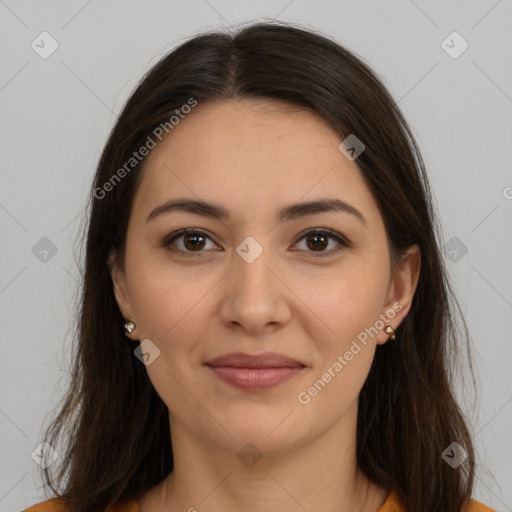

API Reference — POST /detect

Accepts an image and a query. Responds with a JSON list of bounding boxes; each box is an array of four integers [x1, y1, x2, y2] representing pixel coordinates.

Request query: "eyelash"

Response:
[[162, 228, 351, 258]]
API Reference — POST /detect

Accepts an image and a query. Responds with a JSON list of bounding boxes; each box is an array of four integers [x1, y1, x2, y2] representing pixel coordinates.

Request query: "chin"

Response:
[[213, 409, 312, 455]]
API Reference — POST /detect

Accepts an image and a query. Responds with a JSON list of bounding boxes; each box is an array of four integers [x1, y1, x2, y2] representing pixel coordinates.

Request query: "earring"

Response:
[[384, 325, 396, 340], [123, 319, 136, 334]]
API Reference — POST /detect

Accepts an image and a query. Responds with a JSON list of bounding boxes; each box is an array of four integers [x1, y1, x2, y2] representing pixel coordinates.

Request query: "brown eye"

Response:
[[293, 229, 350, 258], [183, 233, 206, 251], [164, 229, 217, 256], [306, 233, 329, 252], [163, 227, 350, 259]]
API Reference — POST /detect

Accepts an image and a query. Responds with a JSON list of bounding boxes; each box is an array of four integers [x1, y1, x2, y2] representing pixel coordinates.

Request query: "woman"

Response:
[[23, 21, 495, 512]]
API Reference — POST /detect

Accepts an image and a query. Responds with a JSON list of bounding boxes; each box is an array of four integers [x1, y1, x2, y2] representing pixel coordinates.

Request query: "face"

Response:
[[110, 99, 420, 456]]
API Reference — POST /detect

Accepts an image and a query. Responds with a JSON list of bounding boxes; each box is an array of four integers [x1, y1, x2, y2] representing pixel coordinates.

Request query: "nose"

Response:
[[219, 245, 291, 335]]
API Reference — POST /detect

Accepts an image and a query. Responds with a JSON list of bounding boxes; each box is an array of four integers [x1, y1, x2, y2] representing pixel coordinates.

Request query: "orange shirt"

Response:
[[21, 488, 496, 511]]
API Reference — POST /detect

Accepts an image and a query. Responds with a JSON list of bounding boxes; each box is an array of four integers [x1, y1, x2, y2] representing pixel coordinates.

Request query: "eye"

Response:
[[292, 228, 350, 258], [163, 228, 350, 258], [163, 228, 219, 257]]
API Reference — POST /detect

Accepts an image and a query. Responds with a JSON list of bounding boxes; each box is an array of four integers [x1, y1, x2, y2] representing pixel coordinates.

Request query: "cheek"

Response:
[[126, 265, 210, 405], [293, 260, 387, 404], [129, 273, 174, 337], [297, 275, 383, 415], [130, 271, 203, 342], [126, 254, 222, 364], [296, 257, 387, 341]]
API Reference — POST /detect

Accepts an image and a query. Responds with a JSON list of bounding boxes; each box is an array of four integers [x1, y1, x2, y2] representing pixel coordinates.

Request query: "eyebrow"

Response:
[[146, 197, 367, 228]]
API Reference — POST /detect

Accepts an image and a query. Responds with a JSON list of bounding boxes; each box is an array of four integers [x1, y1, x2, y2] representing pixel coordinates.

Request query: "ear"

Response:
[[376, 244, 421, 345], [108, 250, 138, 340]]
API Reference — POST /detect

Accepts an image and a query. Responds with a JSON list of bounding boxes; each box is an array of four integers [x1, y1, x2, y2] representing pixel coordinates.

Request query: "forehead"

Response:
[[133, 99, 381, 229], [150, 98, 343, 168]]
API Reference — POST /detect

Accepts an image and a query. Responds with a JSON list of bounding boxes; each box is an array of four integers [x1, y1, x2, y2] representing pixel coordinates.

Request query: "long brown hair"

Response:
[[39, 21, 477, 512]]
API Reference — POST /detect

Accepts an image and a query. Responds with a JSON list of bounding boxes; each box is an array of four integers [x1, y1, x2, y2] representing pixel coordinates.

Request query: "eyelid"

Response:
[[162, 228, 220, 256], [291, 227, 351, 258], [163, 227, 351, 257], [293, 227, 351, 247]]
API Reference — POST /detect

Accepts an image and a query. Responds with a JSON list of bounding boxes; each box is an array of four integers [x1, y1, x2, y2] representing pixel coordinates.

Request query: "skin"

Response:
[[110, 99, 421, 512]]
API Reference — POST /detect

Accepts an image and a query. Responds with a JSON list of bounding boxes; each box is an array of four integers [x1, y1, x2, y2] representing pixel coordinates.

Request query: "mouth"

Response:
[[204, 352, 306, 391]]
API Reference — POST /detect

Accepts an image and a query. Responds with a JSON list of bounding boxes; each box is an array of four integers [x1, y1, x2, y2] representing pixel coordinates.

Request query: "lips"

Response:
[[204, 352, 306, 391], [205, 352, 305, 369]]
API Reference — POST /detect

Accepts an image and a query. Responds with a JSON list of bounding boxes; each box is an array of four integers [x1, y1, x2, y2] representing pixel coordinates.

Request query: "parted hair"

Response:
[[39, 20, 477, 512]]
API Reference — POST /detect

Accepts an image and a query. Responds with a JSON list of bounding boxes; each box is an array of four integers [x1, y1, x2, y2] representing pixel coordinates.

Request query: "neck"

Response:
[[142, 401, 388, 512]]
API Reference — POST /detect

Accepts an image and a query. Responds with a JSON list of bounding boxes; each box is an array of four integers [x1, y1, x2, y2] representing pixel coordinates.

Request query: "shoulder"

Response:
[[21, 497, 140, 512], [379, 489, 497, 512], [21, 498, 68, 512], [463, 498, 497, 512], [23, 494, 496, 512]]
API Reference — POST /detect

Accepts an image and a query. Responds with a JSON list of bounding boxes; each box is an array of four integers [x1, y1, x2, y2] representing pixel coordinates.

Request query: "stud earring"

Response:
[[123, 319, 136, 334], [384, 325, 396, 340]]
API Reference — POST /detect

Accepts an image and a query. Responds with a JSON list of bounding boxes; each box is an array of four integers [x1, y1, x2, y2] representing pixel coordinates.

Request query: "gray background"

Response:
[[1, 1, 511, 510]]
